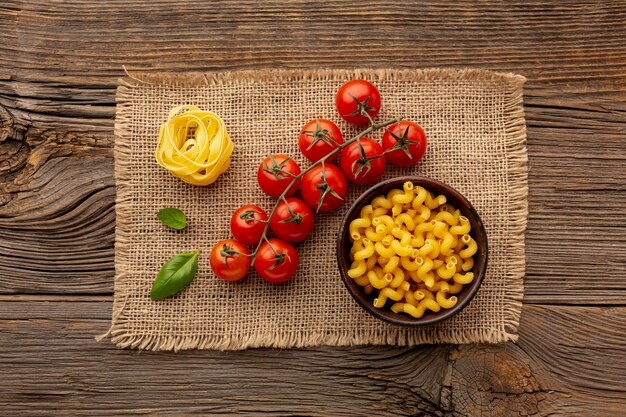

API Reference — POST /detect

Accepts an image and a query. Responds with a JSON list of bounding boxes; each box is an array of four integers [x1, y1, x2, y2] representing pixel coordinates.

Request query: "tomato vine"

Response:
[[249, 115, 403, 260]]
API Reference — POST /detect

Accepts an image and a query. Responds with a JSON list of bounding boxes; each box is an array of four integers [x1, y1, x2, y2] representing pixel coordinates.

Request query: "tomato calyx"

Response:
[[239, 208, 264, 223], [314, 162, 344, 212], [277, 199, 304, 225], [385, 122, 420, 158], [302, 119, 337, 151], [278, 213, 303, 224], [267, 252, 289, 270], [345, 94, 377, 124], [263, 241, 291, 271], [262, 154, 297, 180], [219, 243, 247, 267], [351, 139, 383, 178]]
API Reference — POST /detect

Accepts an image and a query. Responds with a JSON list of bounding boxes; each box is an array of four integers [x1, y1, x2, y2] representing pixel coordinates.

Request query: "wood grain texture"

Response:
[[1, 299, 624, 416], [2, 1, 626, 86], [1, 0, 626, 415]]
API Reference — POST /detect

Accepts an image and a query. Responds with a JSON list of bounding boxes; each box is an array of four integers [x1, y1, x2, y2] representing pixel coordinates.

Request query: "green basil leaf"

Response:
[[150, 250, 200, 301], [157, 207, 187, 230]]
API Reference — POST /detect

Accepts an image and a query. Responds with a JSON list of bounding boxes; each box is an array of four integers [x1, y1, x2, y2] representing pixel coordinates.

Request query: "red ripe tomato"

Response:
[[301, 163, 348, 212], [230, 204, 268, 245], [269, 197, 315, 243], [254, 238, 299, 283], [298, 119, 344, 162], [382, 120, 428, 166], [339, 137, 386, 185], [336, 79, 381, 125], [257, 154, 301, 198], [210, 239, 251, 281]]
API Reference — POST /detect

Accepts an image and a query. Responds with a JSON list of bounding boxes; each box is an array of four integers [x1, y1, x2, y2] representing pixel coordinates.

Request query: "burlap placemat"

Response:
[[106, 68, 527, 351]]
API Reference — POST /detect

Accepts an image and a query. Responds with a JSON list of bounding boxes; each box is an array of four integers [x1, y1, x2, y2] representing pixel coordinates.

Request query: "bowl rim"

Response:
[[336, 175, 488, 326]]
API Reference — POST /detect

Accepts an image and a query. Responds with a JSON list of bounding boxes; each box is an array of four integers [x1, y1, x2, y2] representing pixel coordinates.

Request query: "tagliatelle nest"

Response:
[[155, 105, 234, 186]]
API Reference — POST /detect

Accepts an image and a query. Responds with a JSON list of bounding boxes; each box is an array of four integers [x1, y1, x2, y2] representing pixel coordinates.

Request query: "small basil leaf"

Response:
[[150, 250, 200, 301], [157, 207, 187, 230]]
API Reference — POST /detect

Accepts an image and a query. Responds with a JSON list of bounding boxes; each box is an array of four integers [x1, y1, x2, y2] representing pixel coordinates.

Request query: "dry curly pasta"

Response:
[[347, 181, 478, 319]]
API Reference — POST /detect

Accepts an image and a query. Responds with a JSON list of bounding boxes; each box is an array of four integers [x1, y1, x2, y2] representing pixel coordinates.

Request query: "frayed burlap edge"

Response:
[[102, 68, 527, 351], [118, 67, 524, 90], [499, 74, 528, 342]]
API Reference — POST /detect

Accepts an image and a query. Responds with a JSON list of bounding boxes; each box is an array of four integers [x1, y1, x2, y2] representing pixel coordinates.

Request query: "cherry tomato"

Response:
[[269, 197, 315, 243], [257, 154, 301, 198], [339, 137, 386, 185], [230, 204, 268, 245], [336, 79, 381, 125], [382, 120, 428, 166], [254, 238, 299, 283], [298, 118, 344, 162], [301, 163, 348, 212], [210, 239, 251, 281]]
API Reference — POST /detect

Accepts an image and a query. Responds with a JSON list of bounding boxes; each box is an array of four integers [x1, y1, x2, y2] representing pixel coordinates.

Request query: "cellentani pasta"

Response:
[[347, 181, 478, 318], [156, 105, 234, 186]]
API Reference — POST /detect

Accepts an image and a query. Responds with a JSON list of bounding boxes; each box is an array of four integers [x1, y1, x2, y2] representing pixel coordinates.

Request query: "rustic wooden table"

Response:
[[1, 1, 625, 415]]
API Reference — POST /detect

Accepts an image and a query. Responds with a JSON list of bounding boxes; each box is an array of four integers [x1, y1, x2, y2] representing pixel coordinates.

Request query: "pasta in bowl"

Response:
[[337, 176, 488, 326]]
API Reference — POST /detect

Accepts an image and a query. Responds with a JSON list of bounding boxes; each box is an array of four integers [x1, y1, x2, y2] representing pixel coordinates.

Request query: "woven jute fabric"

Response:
[[107, 68, 527, 351]]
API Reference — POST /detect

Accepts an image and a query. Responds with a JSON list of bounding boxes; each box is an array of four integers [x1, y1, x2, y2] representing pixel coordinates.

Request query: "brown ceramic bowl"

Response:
[[337, 176, 488, 326]]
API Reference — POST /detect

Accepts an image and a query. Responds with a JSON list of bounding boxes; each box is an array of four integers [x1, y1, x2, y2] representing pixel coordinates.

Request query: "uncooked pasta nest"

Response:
[[155, 105, 234, 186]]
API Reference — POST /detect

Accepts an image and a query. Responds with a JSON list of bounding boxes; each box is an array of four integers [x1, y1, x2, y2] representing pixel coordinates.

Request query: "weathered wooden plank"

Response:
[[1, 1, 626, 87], [523, 88, 626, 305], [1, 298, 623, 416]]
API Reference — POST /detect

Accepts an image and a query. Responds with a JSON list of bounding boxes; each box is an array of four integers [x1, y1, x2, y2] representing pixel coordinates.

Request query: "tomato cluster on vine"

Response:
[[210, 79, 428, 284]]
